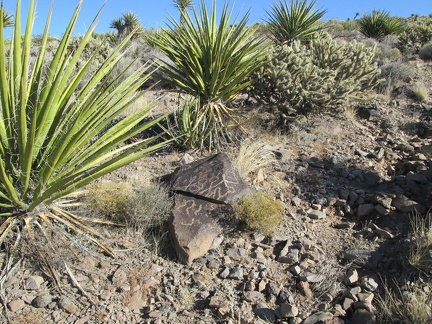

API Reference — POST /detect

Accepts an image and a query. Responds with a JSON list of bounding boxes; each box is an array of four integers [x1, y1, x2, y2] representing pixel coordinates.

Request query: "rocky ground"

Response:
[[1, 55, 432, 324]]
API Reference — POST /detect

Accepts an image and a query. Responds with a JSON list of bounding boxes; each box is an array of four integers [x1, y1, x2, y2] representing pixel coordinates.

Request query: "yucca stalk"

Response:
[[266, 0, 327, 45], [149, 0, 266, 149], [0, 0, 168, 273]]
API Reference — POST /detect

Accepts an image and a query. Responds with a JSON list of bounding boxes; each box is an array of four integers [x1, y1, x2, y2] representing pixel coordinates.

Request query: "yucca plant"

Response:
[[149, 0, 266, 149], [266, 0, 327, 45], [0, 0, 167, 281], [358, 9, 403, 39], [1, 8, 13, 27]]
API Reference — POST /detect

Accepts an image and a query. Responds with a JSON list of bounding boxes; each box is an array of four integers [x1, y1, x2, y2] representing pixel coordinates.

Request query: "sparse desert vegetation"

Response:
[[1, 0, 432, 323]]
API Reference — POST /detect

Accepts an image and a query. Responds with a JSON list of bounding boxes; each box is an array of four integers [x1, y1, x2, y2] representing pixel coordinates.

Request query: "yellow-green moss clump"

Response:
[[233, 190, 284, 236]]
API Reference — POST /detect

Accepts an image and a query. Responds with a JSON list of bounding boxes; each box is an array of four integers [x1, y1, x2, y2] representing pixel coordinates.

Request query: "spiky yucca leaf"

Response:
[[358, 9, 403, 39], [149, 0, 266, 149], [0, 0, 168, 268], [266, 0, 327, 45]]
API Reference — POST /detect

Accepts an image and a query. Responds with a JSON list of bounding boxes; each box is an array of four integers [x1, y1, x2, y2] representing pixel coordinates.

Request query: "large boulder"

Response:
[[170, 153, 249, 264]]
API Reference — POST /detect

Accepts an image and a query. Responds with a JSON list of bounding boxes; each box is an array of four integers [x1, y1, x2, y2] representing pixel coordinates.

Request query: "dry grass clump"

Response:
[[343, 106, 358, 120], [409, 83, 429, 102], [234, 139, 277, 182], [84, 178, 172, 234], [233, 190, 284, 236], [377, 62, 414, 98], [409, 212, 432, 274], [376, 280, 432, 324]]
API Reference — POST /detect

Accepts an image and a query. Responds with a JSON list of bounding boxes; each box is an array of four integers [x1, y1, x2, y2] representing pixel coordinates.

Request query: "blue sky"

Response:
[[2, 0, 432, 37]]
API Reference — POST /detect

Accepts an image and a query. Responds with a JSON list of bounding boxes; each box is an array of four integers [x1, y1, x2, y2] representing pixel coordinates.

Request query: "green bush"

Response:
[[358, 9, 403, 40], [247, 33, 379, 122], [398, 16, 432, 53], [419, 42, 432, 60], [233, 190, 284, 236]]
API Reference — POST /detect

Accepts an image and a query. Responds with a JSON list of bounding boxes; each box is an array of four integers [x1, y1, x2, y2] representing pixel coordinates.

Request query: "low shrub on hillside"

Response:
[[419, 42, 432, 61], [398, 16, 432, 53], [233, 190, 284, 236], [247, 33, 379, 123], [358, 9, 403, 40]]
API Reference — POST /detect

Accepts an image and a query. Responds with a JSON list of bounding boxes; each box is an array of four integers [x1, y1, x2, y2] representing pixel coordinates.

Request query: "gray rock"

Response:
[[243, 291, 264, 303], [361, 278, 378, 292], [26, 275, 44, 290], [180, 153, 194, 165], [228, 267, 244, 280], [300, 272, 325, 283], [32, 294, 53, 308], [391, 194, 426, 213], [278, 303, 299, 318], [344, 269, 359, 286], [58, 296, 78, 313], [302, 311, 333, 324], [364, 171, 380, 187], [351, 309, 376, 324], [308, 210, 326, 219], [406, 172, 428, 184], [373, 194, 392, 209], [219, 267, 231, 279], [356, 204, 375, 217], [227, 247, 246, 261], [254, 302, 276, 322]]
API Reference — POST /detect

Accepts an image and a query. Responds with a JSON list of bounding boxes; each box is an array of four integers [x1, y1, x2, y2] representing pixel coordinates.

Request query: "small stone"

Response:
[[351, 309, 376, 324], [361, 278, 378, 292], [228, 267, 244, 280], [243, 291, 264, 303], [32, 294, 53, 308], [356, 204, 375, 217], [308, 210, 326, 219], [300, 272, 325, 283], [342, 297, 354, 310], [266, 282, 281, 297], [358, 292, 374, 304], [279, 303, 299, 318], [290, 265, 301, 275], [344, 269, 359, 286], [148, 310, 162, 318], [180, 153, 194, 165], [227, 247, 247, 261], [58, 296, 78, 313], [254, 302, 276, 322], [8, 299, 25, 312], [374, 204, 389, 215], [112, 268, 127, 284], [297, 281, 313, 299], [374, 228, 394, 239], [302, 311, 333, 324], [245, 280, 255, 291], [26, 276, 44, 290], [392, 194, 426, 213], [209, 295, 227, 308], [219, 267, 230, 279]]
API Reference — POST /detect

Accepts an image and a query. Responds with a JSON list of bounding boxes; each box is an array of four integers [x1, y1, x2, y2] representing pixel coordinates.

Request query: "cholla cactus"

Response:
[[247, 33, 379, 123], [398, 16, 432, 53]]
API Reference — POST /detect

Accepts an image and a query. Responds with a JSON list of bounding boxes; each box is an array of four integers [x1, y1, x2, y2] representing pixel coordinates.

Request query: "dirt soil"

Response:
[[1, 57, 432, 324]]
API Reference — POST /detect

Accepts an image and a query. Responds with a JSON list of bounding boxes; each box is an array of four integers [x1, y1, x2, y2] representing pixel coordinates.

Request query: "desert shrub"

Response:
[[85, 179, 172, 233], [233, 190, 284, 236], [419, 42, 432, 60], [398, 16, 432, 53], [409, 212, 432, 274], [376, 62, 414, 95], [376, 280, 432, 323], [149, 0, 266, 149], [247, 33, 379, 121], [358, 9, 403, 40], [265, 0, 327, 45]]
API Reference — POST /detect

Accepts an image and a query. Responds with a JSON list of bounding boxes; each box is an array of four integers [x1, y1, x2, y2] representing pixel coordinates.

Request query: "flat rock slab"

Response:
[[170, 194, 224, 265], [170, 153, 249, 264], [171, 153, 249, 203]]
